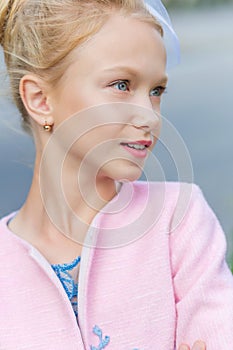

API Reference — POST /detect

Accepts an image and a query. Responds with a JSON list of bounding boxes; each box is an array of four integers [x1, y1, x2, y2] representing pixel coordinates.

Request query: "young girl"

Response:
[[0, 1, 232, 349]]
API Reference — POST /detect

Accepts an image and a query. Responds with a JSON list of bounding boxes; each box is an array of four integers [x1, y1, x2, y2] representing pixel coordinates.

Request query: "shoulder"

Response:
[[130, 180, 202, 211], [131, 180, 199, 197], [0, 211, 17, 233], [0, 211, 17, 222], [0, 211, 24, 249], [167, 182, 227, 267], [129, 180, 217, 231]]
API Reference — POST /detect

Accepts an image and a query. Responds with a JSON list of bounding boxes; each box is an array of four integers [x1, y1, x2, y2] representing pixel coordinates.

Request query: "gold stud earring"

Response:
[[43, 121, 52, 132]]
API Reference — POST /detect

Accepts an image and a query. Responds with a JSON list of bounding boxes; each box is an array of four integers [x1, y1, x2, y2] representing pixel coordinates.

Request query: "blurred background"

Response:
[[162, 0, 233, 264], [0, 1, 233, 264], [165, 0, 232, 7]]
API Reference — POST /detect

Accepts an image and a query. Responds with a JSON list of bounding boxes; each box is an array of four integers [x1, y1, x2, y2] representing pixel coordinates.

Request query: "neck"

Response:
[[9, 153, 119, 261]]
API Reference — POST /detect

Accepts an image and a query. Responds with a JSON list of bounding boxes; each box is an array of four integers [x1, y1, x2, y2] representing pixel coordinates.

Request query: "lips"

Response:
[[120, 140, 152, 159], [120, 140, 152, 150]]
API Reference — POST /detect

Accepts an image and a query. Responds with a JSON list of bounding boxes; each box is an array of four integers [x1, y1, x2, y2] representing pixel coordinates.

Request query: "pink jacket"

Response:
[[0, 182, 233, 350]]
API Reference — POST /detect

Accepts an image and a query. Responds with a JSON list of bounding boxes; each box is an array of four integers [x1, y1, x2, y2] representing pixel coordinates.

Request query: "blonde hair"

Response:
[[0, 0, 163, 126]]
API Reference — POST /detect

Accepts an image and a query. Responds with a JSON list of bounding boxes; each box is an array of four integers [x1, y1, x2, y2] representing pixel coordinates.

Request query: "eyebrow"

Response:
[[101, 66, 168, 85]]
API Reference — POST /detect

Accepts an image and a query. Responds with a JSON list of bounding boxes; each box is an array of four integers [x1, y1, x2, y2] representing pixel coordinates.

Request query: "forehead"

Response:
[[67, 14, 167, 78]]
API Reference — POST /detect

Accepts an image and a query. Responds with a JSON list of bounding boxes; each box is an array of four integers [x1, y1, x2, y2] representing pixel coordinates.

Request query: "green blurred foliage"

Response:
[[230, 253, 233, 274], [164, 0, 232, 8]]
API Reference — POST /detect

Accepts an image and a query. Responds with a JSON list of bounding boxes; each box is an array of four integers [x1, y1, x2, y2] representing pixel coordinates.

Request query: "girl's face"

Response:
[[47, 14, 167, 182]]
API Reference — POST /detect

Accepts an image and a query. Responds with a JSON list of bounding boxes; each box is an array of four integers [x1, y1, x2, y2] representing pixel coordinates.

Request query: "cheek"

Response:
[[71, 125, 122, 156], [50, 85, 94, 123], [53, 103, 132, 162]]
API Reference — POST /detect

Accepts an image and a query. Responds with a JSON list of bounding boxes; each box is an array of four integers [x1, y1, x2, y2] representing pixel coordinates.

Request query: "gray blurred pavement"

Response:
[[0, 4, 233, 258]]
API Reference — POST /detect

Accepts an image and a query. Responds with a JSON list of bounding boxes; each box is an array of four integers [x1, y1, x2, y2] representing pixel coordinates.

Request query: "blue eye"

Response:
[[111, 80, 129, 92], [150, 86, 166, 97]]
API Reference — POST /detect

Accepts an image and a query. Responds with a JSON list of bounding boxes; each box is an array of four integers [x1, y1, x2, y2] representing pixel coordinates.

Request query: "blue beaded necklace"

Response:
[[51, 256, 81, 317]]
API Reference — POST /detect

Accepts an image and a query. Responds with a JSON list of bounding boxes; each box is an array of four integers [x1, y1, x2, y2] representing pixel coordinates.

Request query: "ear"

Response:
[[19, 75, 54, 127]]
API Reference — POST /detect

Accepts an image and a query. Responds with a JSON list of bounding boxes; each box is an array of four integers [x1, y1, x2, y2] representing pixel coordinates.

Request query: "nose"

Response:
[[130, 97, 161, 135]]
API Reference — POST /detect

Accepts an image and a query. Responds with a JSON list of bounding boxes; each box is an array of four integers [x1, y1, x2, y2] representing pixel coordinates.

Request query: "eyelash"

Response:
[[108, 80, 130, 93], [108, 80, 167, 97], [150, 86, 167, 97]]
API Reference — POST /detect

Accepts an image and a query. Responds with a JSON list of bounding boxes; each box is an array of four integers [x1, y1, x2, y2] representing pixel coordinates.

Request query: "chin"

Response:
[[111, 164, 143, 183]]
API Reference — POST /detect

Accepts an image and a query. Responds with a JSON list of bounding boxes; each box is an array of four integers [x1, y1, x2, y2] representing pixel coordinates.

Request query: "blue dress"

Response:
[[51, 256, 81, 317], [51, 257, 111, 349]]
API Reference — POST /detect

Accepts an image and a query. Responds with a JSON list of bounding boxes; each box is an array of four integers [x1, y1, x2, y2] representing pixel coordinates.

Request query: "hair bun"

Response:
[[0, 0, 14, 47]]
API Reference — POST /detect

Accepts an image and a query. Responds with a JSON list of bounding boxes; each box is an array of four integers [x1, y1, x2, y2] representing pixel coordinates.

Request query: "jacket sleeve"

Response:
[[169, 184, 233, 349]]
